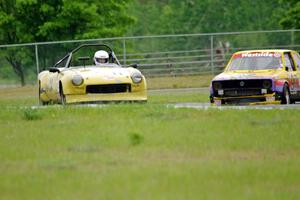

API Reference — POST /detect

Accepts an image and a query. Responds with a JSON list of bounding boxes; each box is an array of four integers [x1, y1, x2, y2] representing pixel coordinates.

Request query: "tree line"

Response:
[[0, 0, 299, 85]]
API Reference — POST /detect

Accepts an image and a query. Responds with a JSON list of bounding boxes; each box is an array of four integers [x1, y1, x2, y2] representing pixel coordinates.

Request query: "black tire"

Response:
[[39, 83, 47, 105], [281, 84, 291, 104], [59, 83, 66, 105], [209, 95, 214, 103]]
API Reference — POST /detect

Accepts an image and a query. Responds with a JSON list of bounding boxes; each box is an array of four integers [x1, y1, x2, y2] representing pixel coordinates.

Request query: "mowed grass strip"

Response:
[[0, 86, 300, 200], [146, 74, 214, 89]]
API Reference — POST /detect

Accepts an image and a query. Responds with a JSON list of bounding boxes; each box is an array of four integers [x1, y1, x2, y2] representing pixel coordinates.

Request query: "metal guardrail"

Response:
[[0, 29, 299, 85]]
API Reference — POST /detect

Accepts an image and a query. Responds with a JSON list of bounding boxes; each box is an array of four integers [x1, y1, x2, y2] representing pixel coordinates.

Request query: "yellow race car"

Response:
[[38, 44, 147, 105], [210, 49, 300, 105]]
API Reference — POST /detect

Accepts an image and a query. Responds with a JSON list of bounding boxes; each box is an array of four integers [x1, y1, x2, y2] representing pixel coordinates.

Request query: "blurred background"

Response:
[[0, 0, 299, 88]]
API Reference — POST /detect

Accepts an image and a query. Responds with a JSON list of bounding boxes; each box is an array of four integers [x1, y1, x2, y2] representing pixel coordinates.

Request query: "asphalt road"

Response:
[[170, 102, 300, 110], [149, 87, 209, 94], [32, 88, 300, 110], [150, 87, 300, 110]]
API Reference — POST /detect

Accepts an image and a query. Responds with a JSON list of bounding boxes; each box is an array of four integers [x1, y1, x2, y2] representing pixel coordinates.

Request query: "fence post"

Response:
[[123, 39, 126, 65], [210, 35, 214, 75], [35, 44, 40, 76], [291, 30, 295, 47]]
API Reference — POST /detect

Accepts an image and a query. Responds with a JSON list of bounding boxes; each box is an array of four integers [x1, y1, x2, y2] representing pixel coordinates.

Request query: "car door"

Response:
[[283, 52, 298, 96], [291, 51, 300, 98]]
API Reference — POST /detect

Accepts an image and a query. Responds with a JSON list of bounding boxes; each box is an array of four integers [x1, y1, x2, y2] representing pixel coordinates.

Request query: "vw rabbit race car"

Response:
[[210, 49, 300, 105], [38, 44, 147, 105]]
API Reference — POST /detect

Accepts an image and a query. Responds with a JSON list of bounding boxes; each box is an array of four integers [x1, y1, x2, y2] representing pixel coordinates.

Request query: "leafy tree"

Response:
[[129, 0, 284, 35], [127, 0, 286, 59], [38, 0, 134, 40], [0, 0, 134, 85], [280, 0, 300, 28]]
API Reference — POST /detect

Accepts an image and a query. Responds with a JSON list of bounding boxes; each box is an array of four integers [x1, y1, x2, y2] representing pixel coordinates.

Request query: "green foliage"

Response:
[[280, 1, 300, 29], [126, 0, 288, 59], [0, 0, 135, 85], [129, 132, 144, 146], [22, 108, 43, 120], [0, 0, 134, 43], [38, 0, 135, 40], [129, 0, 284, 36]]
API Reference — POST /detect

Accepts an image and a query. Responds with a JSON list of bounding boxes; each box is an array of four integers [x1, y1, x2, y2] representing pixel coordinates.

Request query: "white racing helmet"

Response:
[[94, 50, 109, 65]]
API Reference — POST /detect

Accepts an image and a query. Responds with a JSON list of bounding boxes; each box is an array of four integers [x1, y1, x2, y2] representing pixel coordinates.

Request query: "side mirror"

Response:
[[130, 63, 138, 68], [49, 67, 60, 73], [285, 66, 289, 72]]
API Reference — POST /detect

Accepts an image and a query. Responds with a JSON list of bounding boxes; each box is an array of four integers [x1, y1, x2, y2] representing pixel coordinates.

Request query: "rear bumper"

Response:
[[65, 91, 147, 104]]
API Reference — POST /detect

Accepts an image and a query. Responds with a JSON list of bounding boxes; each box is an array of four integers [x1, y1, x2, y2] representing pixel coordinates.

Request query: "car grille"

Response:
[[213, 79, 271, 89], [86, 84, 131, 94], [213, 79, 273, 97], [224, 89, 262, 97]]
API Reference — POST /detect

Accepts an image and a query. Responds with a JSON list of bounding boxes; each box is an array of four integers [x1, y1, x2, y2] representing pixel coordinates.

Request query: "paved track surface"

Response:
[[170, 102, 300, 110], [149, 87, 209, 94], [31, 88, 300, 110], [150, 88, 300, 110]]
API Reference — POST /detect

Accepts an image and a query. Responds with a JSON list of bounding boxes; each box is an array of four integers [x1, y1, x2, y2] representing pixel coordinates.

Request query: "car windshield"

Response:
[[227, 52, 282, 71]]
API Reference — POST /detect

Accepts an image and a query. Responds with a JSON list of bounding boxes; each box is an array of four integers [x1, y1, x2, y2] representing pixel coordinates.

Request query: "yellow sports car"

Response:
[[210, 49, 300, 105], [38, 44, 147, 105]]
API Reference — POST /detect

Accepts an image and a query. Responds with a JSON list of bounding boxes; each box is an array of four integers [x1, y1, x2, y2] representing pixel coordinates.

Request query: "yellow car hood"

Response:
[[213, 70, 281, 81], [61, 66, 136, 84]]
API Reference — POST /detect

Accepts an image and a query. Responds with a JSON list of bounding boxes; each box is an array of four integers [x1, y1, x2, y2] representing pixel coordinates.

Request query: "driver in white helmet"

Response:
[[94, 50, 109, 65]]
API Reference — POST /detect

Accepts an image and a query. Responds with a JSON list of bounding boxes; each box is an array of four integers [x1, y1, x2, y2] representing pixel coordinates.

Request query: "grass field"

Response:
[[146, 74, 214, 89], [1, 85, 300, 200]]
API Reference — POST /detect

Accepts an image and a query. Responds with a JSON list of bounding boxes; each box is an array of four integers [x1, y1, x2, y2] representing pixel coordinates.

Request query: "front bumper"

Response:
[[213, 93, 281, 105], [65, 90, 147, 104]]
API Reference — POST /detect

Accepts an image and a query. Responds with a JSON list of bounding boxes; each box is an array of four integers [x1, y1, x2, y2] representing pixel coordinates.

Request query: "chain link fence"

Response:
[[0, 29, 299, 87]]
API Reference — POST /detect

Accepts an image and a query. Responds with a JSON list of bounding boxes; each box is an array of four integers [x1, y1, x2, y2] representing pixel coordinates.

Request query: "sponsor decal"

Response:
[[274, 53, 281, 58], [266, 96, 275, 102], [224, 74, 257, 79], [274, 80, 285, 92], [234, 52, 281, 58], [215, 99, 222, 106]]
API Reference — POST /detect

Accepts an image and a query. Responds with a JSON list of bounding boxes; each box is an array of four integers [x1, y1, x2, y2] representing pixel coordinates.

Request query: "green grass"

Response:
[[1, 86, 300, 200], [147, 74, 213, 89]]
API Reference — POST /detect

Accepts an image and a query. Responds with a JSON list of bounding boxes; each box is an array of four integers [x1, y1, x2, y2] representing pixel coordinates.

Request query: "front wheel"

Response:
[[39, 83, 48, 105], [281, 84, 291, 104], [59, 83, 66, 105], [209, 95, 214, 103]]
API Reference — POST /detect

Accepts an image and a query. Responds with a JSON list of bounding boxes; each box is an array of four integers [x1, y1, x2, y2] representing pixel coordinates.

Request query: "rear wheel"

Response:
[[281, 84, 291, 104]]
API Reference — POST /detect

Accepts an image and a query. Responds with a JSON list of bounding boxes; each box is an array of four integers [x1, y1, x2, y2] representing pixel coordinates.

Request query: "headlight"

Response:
[[131, 72, 143, 84], [262, 80, 272, 89], [213, 81, 222, 90], [72, 75, 84, 86]]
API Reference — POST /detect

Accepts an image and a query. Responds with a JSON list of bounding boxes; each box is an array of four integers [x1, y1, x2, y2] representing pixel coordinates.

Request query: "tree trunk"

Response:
[[5, 55, 26, 86], [19, 71, 25, 86]]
